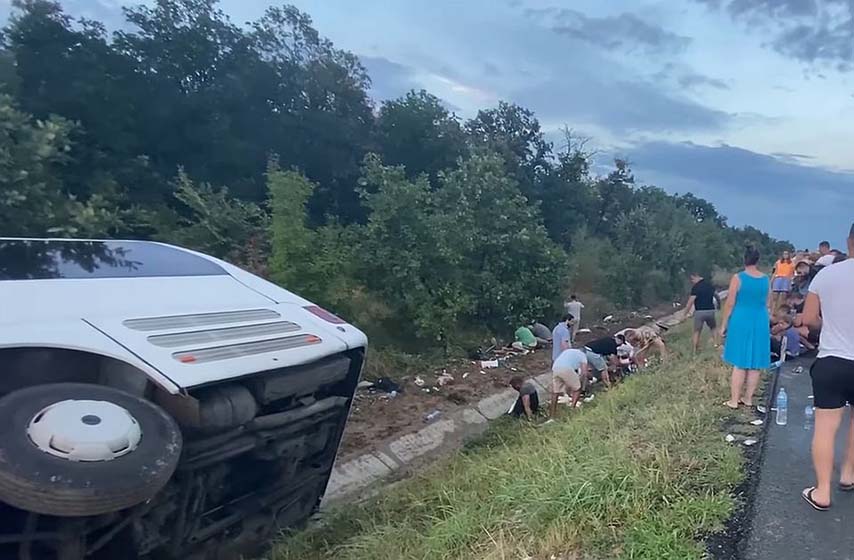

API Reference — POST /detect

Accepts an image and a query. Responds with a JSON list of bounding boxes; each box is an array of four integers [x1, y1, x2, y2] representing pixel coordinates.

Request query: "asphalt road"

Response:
[[745, 357, 854, 560]]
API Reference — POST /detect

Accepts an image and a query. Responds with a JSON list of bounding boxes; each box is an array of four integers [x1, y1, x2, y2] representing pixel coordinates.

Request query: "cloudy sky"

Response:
[[3, 0, 854, 248]]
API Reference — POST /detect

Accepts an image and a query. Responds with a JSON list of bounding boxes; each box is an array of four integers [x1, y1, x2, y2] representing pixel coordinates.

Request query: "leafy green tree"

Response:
[[161, 169, 268, 263], [466, 101, 551, 199], [376, 90, 466, 184], [434, 153, 567, 329], [0, 94, 133, 237]]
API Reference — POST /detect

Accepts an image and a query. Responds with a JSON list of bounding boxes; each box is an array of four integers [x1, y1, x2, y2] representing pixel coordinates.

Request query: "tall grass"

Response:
[[274, 327, 749, 560]]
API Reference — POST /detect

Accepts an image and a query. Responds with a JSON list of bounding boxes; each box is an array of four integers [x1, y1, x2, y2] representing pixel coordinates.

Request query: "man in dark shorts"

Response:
[[801, 224, 854, 511], [509, 376, 540, 420], [584, 335, 620, 389], [685, 272, 720, 353]]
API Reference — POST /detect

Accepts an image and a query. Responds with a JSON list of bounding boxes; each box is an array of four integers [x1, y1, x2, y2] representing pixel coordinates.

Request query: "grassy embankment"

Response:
[[274, 325, 758, 560]]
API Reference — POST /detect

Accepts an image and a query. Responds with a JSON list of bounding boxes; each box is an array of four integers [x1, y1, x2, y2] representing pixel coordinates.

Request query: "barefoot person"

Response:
[[801, 224, 854, 511], [720, 246, 771, 409]]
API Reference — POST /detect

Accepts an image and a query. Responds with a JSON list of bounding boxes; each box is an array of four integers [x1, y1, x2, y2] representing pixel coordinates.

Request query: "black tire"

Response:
[[0, 383, 182, 517]]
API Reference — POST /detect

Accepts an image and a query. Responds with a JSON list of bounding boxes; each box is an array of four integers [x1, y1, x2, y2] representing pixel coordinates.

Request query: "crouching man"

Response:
[[509, 376, 540, 420], [550, 348, 589, 417]]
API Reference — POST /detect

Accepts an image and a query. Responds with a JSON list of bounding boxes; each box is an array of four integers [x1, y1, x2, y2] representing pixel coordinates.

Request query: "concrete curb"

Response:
[[322, 295, 726, 506]]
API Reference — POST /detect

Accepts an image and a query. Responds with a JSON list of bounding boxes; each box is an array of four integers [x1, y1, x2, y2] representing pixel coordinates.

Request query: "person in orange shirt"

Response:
[[772, 250, 795, 309]]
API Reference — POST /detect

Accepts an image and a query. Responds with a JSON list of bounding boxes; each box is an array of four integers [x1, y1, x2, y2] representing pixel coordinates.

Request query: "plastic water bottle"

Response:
[[776, 388, 788, 426], [804, 405, 814, 431], [424, 410, 442, 423]]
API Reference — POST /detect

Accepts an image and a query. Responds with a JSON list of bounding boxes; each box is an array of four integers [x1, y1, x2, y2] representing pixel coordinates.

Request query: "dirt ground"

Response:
[[339, 303, 679, 459]]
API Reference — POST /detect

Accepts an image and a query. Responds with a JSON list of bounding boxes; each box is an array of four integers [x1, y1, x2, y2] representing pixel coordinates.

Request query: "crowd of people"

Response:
[[711, 226, 854, 513], [506, 225, 854, 514], [508, 294, 669, 421]]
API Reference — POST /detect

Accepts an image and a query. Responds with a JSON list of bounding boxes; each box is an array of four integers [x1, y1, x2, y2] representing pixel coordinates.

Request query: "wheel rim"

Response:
[[27, 399, 142, 462]]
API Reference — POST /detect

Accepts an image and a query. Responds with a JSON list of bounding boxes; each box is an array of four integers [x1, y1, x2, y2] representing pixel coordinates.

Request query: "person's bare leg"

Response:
[[692, 329, 701, 353], [811, 407, 845, 506], [742, 369, 761, 406], [726, 367, 745, 408], [713, 325, 720, 348], [601, 369, 611, 388], [840, 411, 854, 486]]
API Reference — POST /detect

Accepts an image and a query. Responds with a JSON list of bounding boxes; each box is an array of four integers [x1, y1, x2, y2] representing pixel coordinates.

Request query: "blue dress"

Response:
[[724, 271, 771, 370]]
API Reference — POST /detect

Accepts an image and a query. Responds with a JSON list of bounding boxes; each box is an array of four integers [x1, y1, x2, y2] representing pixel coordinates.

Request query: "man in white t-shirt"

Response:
[[549, 348, 588, 417], [801, 225, 854, 511]]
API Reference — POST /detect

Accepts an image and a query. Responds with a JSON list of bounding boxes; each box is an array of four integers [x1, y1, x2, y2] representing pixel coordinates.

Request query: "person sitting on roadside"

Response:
[[512, 325, 538, 351], [549, 348, 588, 416], [583, 335, 620, 388], [770, 305, 801, 360], [619, 326, 668, 368], [792, 260, 814, 297], [509, 376, 540, 420], [771, 250, 796, 308], [551, 314, 574, 363], [684, 272, 720, 353], [530, 321, 553, 345]]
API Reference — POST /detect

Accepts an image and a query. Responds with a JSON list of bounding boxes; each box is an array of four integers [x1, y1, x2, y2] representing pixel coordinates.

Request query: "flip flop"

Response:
[[723, 400, 739, 410], [802, 487, 830, 511], [839, 482, 854, 492]]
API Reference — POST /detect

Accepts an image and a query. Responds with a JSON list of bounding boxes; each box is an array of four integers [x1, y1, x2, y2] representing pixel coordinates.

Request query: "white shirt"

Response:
[[809, 259, 854, 361], [816, 254, 836, 267], [565, 300, 584, 319], [552, 348, 587, 373]]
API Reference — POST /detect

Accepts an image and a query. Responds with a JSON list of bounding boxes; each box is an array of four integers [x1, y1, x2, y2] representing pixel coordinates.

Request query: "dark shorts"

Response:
[[511, 391, 540, 417], [693, 310, 717, 332], [810, 356, 854, 409]]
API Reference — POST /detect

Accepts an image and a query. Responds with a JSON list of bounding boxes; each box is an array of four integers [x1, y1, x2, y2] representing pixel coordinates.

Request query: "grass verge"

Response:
[[274, 327, 754, 560]]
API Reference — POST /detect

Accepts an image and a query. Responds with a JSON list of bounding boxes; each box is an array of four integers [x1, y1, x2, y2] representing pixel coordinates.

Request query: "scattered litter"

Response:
[[743, 438, 758, 447], [644, 315, 654, 320], [437, 372, 455, 386], [387, 390, 398, 399], [510, 367, 519, 372], [422, 388, 431, 393], [577, 328, 592, 334], [481, 360, 500, 369], [603, 315, 614, 323], [750, 419, 764, 426], [357, 380, 374, 390], [374, 377, 401, 393], [793, 366, 805, 374], [756, 405, 767, 414], [539, 419, 556, 427], [725, 434, 736, 443], [424, 410, 442, 422], [583, 394, 595, 403], [462, 372, 470, 379], [414, 376, 426, 387], [480, 370, 486, 375]]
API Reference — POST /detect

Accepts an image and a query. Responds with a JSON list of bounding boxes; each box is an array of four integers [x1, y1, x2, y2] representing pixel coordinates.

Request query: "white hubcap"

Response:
[[27, 400, 142, 462]]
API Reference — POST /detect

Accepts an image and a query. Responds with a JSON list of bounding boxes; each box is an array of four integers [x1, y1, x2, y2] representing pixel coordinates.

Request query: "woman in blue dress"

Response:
[[720, 246, 771, 408]]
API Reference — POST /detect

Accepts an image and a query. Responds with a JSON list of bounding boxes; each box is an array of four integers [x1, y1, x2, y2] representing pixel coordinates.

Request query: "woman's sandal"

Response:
[[723, 400, 739, 410], [839, 481, 854, 492], [802, 487, 830, 511]]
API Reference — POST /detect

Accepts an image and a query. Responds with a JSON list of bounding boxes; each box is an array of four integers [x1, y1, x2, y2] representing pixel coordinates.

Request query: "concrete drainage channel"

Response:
[[322, 372, 551, 504], [321, 297, 727, 506]]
